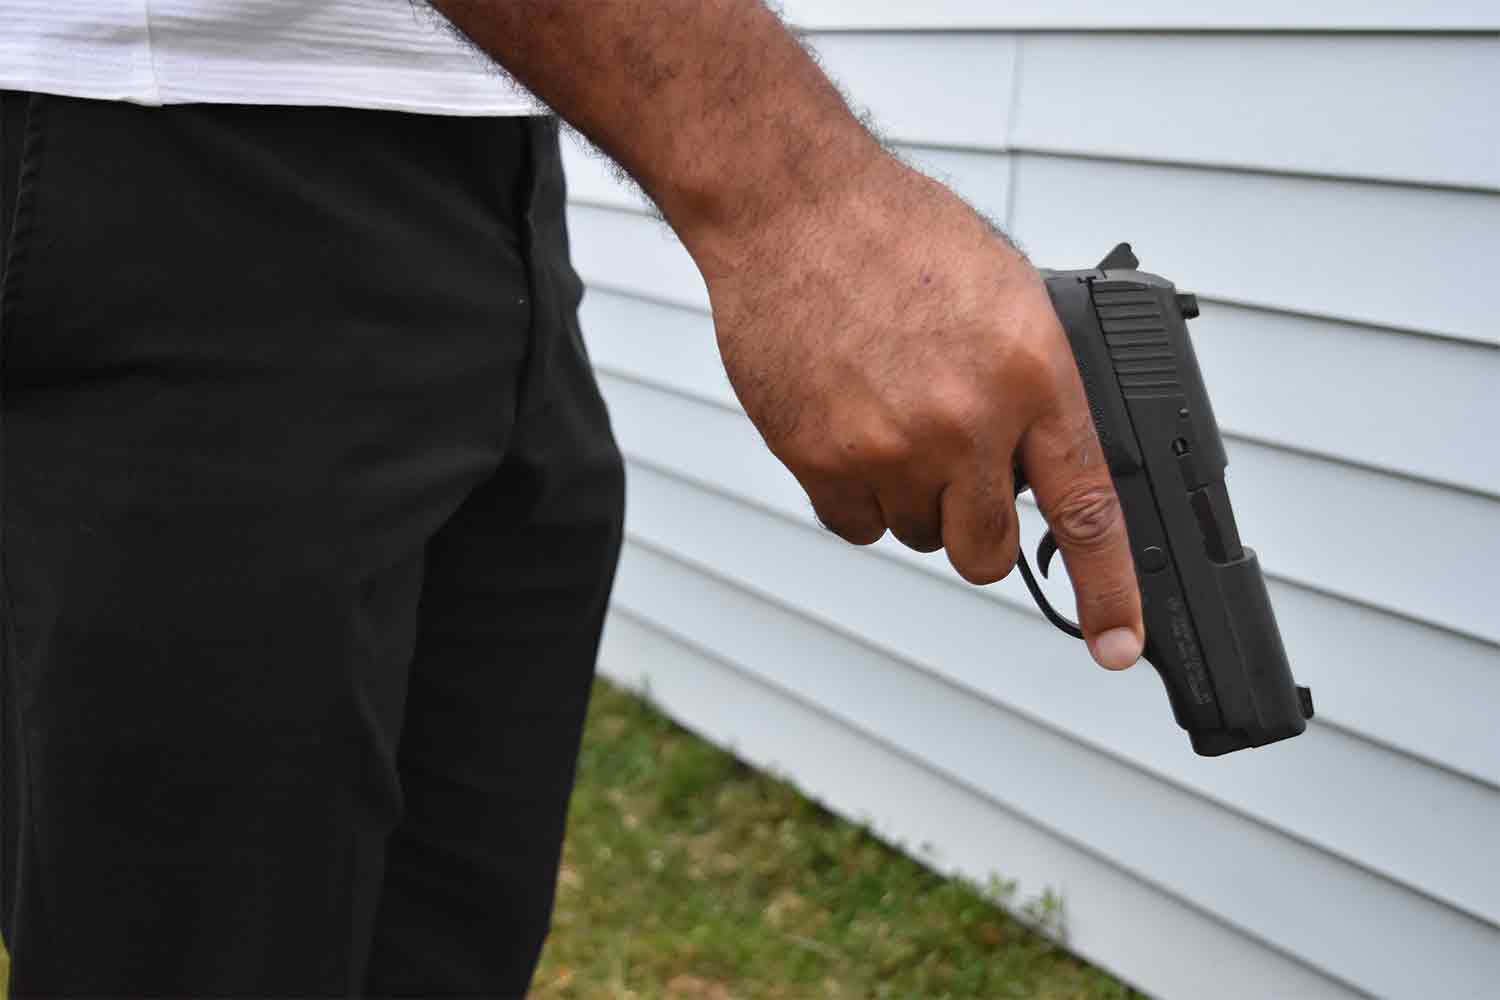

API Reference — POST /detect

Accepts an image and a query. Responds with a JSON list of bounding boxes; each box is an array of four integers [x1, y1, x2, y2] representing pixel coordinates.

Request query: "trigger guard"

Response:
[[1011, 467, 1082, 640], [1012, 466, 1060, 579], [1016, 543, 1084, 641]]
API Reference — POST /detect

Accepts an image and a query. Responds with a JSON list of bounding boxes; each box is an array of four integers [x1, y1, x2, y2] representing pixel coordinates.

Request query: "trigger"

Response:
[[1011, 468, 1084, 640], [1037, 531, 1059, 578]]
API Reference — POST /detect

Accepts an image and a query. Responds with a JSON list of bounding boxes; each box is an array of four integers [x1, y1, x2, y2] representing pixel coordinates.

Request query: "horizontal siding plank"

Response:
[[783, 2, 1500, 31], [568, 203, 708, 309], [616, 456, 1500, 931], [577, 289, 729, 399], [600, 613, 1357, 1000], [1010, 155, 1500, 345], [1012, 35, 1500, 191], [1192, 304, 1500, 497], [809, 34, 1017, 150], [577, 284, 1500, 498], [609, 539, 1500, 997], [1222, 438, 1498, 642], [587, 362, 1500, 790]]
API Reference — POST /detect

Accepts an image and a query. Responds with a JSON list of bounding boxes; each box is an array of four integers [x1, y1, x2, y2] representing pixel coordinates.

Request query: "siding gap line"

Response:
[[1003, 33, 1025, 232]]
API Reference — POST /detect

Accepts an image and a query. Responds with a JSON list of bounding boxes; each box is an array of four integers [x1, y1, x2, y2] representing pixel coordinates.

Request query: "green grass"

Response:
[[533, 679, 1141, 999], [0, 679, 1139, 1000]]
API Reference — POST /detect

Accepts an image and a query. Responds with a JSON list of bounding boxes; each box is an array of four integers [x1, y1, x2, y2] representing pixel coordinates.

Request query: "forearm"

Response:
[[430, 0, 889, 270]]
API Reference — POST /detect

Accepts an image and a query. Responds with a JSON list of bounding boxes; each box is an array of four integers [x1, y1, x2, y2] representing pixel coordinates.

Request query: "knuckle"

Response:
[[800, 422, 911, 477], [894, 375, 988, 457], [930, 380, 988, 435], [786, 439, 847, 482], [1049, 485, 1125, 552], [1002, 327, 1059, 390], [855, 422, 913, 471]]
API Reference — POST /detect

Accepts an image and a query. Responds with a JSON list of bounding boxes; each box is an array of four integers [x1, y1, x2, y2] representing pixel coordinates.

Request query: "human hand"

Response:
[[693, 156, 1145, 670]]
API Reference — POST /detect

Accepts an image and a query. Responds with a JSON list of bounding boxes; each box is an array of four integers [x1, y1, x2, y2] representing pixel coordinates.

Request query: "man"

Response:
[[0, 1, 1144, 995]]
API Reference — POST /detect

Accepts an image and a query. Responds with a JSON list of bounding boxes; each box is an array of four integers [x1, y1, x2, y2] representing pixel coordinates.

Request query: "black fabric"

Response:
[[0, 92, 624, 998], [0, 93, 24, 267]]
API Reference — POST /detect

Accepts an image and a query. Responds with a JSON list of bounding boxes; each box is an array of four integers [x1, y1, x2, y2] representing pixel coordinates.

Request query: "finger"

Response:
[[1019, 386, 1144, 671], [802, 475, 887, 546], [873, 478, 945, 553], [940, 464, 1020, 585]]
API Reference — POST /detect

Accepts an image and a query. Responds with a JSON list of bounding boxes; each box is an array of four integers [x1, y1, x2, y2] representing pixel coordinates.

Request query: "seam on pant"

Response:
[[514, 116, 563, 423], [0, 91, 49, 978]]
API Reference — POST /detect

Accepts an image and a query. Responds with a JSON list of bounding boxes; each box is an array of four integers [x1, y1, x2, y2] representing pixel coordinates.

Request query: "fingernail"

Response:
[[1091, 627, 1142, 671]]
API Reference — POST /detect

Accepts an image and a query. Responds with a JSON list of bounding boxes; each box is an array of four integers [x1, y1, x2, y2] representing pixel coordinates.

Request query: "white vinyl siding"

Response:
[[564, 12, 1500, 998]]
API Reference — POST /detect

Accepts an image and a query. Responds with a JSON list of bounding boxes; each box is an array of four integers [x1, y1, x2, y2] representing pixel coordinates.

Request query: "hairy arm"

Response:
[[430, 0, 1146, 670], [431, 1, 880, 271]]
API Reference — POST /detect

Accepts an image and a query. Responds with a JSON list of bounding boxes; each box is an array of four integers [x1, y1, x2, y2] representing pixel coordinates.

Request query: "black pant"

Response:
[[0, 92, 624, 997]]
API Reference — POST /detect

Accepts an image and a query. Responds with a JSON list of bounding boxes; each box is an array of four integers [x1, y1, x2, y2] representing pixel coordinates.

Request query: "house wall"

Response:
[[561, 8, 1500, 996]]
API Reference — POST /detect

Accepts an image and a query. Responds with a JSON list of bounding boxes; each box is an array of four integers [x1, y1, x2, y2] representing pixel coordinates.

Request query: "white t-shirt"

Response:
[[0, 0, 538, 116]]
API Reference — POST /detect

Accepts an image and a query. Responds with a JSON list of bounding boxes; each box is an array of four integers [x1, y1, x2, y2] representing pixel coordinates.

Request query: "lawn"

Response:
[[0, 680, 1139, 999], [533, 679, 1140, 999]]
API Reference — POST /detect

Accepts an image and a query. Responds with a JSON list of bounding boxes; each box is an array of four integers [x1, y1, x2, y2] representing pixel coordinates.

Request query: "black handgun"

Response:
[[1015, 244, 1314, 756]]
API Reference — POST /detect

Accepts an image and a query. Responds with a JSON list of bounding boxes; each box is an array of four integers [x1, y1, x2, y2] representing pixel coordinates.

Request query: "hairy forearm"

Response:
[[430, 0, 888, 270]]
